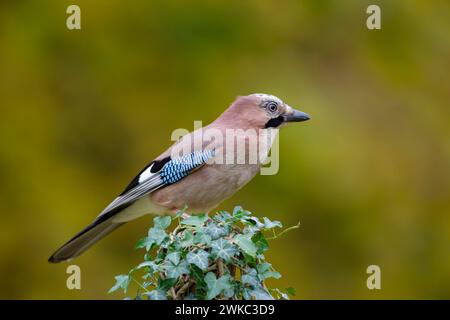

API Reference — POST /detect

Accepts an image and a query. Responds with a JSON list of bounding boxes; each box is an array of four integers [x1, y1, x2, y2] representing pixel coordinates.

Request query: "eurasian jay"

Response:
[[48, 93, 310, 263]]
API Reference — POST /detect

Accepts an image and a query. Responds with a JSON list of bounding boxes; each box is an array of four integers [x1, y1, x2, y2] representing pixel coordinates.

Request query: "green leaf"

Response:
[[232, 206, 250, 220], [158, 277, 177, 291], [174, 205, 188, 218], [154, 216, 172, 229], [234, 234, 257, 257], [166, 261, 189, 279], [167, 238, 181, 252], [286, 287, 296, 297], [108, 275, 130, 294], [263, 217, 282, 229], [163, 253, 189, 279], [265, 271, 281, 280], [273, 288, 289, 300], [247, 287, 274, 300], [211, 238, 238, 262], [204, 222, 228, 240], [181, 214, 208, 227], [180, 230, 194, 248], [241, 269, 274, 300], [244, 216, 264, 228], [193, 231, 212, 245], [241, 269, 260, 287], [252, 232, 269, 253], [223, 285, 235, 298], [135, 237, 149, 249], [243, 253, 257, 267], [146, 227, 168, 250], [184, 293, 198, 300], [256, 262, 281, 280], [144, 289, 167, 300], [186, 249, 210, 270], [204, 272, 232, 300], [148, 227, 168, 244], [136, 260, 159, 272], [190, 265, 207, 294], [215, 210, 232, 223], [233, 206, 244, 215], [110, 206, 290, 300], [165, 251, 181, 265]]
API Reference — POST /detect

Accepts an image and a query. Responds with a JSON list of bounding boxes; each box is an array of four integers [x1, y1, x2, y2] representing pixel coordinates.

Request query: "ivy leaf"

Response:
[[243, 253, 257, 268], [252, 232, 269, 253], [242, 226, 260, 237], [234, 234, 257, 257], [204, 272, 232, 300], [247, 287, 274, 300], [223, 287, 235, 298], [144, 289, 167, 300], [232, 206, 250, 220], [190, 265, 207, 294], [244, 216, 264, 228], [263, 217, 282, 229], [108, 275, 130, 294], [256, 262, 281, 280], [266, 271, 282, 281], [135, 237, 149, 249], [136, 260, 159, 273], [181, 214, 208, 227], [211, 238, 237, 262], [242, 269, 274, 300], [186, 249, 210, 270], [110, 206, 290, 300], [273, 288, 289, 300], [158, 277, 178, 291], [165, 251, 181, 265], [242, 217, 264, 237], [146, 227, 168, 250], [193, 231, 212, 245], [154, 216, 171, 229], [215, 211, 232, 223], [184, 293, 198, 300], [165, 259, 189, 279], [241, 268, 260, 287], [180, 230, 194, 248], [204, 222, 228, 240], [286, 287, 296, 297], [174, 205, 188, 218]]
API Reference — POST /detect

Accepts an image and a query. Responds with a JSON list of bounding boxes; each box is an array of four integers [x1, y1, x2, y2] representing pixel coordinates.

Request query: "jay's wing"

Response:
[[48, 149, 215, 263], [99, 149, 215, 219]]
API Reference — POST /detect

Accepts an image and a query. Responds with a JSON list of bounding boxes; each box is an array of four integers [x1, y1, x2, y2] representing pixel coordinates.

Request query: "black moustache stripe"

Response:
[[264, 116, 284, 128]]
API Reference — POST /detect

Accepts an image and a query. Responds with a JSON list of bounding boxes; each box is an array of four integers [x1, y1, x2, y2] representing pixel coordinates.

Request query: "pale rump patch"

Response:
[[111, 196, 167, 223]]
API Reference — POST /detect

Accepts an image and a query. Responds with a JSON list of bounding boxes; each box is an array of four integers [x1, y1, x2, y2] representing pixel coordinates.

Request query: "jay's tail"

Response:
[[48, 217, 124, 263]]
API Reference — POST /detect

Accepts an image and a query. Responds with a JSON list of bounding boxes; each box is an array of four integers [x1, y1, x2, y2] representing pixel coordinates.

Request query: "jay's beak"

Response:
[[284, 106, 310, 122]]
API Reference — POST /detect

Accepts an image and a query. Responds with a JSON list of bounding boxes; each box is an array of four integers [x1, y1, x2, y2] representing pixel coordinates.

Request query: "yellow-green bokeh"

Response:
[[0, 0, 449, 299]]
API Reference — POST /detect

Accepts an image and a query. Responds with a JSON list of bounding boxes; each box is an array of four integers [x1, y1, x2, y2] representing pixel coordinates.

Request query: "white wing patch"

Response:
[[138, 165, 153, 183]]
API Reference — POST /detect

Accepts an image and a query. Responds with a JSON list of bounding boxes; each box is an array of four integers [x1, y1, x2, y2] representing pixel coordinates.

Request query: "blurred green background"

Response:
[[0, 0, 449, 299]]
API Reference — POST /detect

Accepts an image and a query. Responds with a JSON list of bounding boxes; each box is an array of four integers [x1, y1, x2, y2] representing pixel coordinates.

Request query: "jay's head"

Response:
[[226, 93, 310, 129]]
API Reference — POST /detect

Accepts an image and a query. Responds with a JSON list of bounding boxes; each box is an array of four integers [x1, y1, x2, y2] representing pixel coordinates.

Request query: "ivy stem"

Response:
[[175, 279, 193, 299], [266, 221, 300, 240], [130, 276, 150, 293], [171, 287, 177, 300], [207, 264, 217, 272], [217, 259, 224, 277]]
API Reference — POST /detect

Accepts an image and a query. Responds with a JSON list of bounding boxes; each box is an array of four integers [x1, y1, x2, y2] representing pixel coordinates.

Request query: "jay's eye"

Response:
[[266, 101, 278, 113]]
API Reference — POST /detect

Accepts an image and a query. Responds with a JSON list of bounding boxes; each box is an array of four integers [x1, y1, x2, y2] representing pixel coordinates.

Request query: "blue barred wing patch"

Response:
[[96, 149, 215, 218], [160, 149, 215, 184]]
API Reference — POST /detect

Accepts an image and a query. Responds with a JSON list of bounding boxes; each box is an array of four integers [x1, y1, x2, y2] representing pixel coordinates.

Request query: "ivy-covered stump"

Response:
[[109, 206, 298, 300]]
